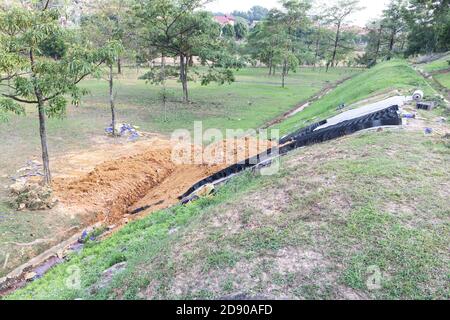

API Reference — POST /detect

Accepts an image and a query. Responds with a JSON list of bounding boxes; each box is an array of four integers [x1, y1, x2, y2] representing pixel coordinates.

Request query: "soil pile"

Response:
[[52, 137, 274, 224]]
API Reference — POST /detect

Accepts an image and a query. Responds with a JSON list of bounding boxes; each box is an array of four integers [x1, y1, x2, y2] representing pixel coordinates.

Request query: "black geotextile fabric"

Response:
[[279, 120, 328, 144], [179, 105, 401, 200]]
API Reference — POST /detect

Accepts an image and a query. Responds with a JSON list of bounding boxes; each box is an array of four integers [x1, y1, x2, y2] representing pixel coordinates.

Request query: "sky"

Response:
[[204, 0, 389, 27]]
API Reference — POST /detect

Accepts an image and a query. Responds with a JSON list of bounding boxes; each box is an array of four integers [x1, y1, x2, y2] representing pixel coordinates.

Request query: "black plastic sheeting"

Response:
[[279, 120, 328, 144], [180, 105, 401, 200]]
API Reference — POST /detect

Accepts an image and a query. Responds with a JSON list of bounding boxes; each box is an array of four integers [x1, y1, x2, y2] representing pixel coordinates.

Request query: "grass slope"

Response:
[[421, 53, 450, 73], [275, 60, 435, 136], [434, 73, 450, 90], [7, 130, 449, 300]]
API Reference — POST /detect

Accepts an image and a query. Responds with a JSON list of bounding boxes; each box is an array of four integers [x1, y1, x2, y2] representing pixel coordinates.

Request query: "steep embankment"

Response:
[[6, 60, 450, 300], [275, 60, 438, 135]]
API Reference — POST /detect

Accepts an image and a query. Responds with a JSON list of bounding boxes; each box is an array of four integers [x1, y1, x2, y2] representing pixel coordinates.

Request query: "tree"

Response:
[[310, 12, 329, 67], [0, 6, 105, 185], [232, 6, 269, 23], [279, 0, 311, 82], [247, 18, 283, 76], [222, 24, 235, 38], [80, 1, 126, 136], [231, 10, 250, 21], [382, 0, 407, 60], [248, 5, 270, 22], [234, 21, 248, 40], [324, 0, 363, 71], [134, 0, 239, 103], [403, 0, 450, 55], [247, 2, 311, 88]]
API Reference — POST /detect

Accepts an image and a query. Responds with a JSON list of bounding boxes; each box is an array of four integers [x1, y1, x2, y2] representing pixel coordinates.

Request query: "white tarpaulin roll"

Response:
[[413, 90, 424, 101]]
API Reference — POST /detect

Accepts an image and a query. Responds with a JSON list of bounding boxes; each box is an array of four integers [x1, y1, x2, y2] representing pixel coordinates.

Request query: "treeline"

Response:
[[359, 0, 450, 67]]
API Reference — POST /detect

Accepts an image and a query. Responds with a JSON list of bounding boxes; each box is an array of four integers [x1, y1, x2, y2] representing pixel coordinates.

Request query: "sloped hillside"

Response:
[[7, 128, 449, 300], [5, 59, 450, 300], [276, 60, 438, 135]]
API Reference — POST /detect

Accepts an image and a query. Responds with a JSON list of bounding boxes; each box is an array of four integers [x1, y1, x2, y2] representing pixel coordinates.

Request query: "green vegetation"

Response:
[[7, 130, 449, 300], [434, 73, 450, 90], [422, 54, 450, 73], [361, 0, 449, 66], [275, 60, 434, 135], [0, 66, 358, 278]]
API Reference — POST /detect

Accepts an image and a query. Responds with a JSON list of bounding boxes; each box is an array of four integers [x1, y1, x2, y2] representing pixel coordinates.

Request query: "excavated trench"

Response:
[[52, 137, 275, 225], [0, 104, 403, 295]]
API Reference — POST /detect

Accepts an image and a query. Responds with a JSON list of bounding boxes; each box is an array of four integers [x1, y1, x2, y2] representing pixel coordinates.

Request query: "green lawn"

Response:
[[434, 72, 450, 90], [79, 66, 359, 135], [275, 60, 438, 135], [421, 54, 450, 73], [7, 130, 449, 300]]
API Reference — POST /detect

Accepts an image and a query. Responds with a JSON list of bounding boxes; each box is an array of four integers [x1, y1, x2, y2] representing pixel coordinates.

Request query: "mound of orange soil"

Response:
[[53, 148, 175, 223], [52, 136, 274, 225]]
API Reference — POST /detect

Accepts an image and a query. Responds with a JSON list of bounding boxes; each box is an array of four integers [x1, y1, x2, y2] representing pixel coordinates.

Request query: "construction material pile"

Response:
[[105, 123, 140, 140], [9, 181, 58, 211]]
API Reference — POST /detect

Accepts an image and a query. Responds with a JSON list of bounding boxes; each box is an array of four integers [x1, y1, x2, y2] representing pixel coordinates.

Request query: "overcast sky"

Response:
[[204, 0, 389, 26]]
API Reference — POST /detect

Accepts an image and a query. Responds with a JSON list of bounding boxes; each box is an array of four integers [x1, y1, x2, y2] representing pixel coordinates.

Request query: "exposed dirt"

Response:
[[51, 136, 274, 225]]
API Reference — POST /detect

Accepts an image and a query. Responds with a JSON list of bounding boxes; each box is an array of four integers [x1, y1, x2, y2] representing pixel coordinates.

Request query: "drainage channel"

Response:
[[179, 105, 401, 202]]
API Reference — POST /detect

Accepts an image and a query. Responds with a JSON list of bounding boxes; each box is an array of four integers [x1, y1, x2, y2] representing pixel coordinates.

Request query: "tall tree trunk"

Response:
[[268, 57, 272, 76], [162, 53, 167, 122], [30, 48, 51, 185], [117, 57, 122, 74], [328, 22, 341, 72], [38, 102, 51, 185], [374, 25, 383, 63], [387, 30, 395, 61], [314, 36, 320, 68], [109, 64, 117, 136], [180, 54, 189, 103], [282, 59, 287, 88]]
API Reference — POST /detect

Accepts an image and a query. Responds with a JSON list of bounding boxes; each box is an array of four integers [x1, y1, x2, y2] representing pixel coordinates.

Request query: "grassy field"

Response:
[[274, 60, 441, 135], [0, 66, 358, 175], [7, 129, 449, 300], [80, 66, 358, 134], [421, 53, 450, 73], [0, 66, 359, 278], [434, 73, 450, 90]]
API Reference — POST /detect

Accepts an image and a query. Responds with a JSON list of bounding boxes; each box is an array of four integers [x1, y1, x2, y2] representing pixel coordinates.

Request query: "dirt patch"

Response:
[[274, 248, 328, 275], [51, 136, 274, 225], [53, 148, 175, 224]]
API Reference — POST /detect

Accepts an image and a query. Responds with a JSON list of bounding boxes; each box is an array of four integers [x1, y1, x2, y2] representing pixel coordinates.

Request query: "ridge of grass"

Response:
[[275, 59, 436, 136], [420, 53, 450, 73]]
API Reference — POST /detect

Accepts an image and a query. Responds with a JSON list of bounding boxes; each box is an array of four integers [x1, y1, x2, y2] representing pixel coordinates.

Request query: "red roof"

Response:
[[214, 15, 235, 25]]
